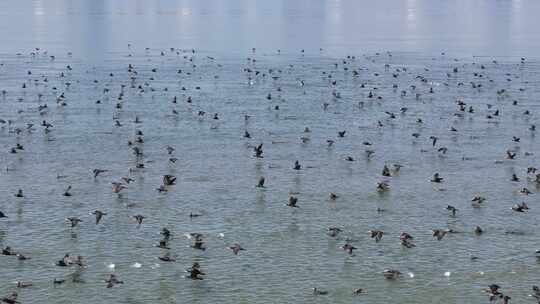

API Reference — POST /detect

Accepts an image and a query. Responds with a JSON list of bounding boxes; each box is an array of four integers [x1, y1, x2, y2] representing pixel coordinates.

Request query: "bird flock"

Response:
[[1, 46, 540, 303]]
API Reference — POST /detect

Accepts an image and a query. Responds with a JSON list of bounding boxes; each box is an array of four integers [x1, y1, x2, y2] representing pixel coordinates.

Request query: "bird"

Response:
[[104, 274, 123, 288], [1, 292, 19, 304], [312, 288, 328, 295], [16, 282, 32, 288], [382, 165, 391, 177], [287, 196, 299, 208], [187, 262, 205, 280], [327, 227, 342, 237], [14, 189, 23, 198], [431, 173, 443, 183], [229, 243, 245, 255], [112, 182, 127, 193], [133, 215, 145, 227], [429, 136, 438, 146], [0, 211, 7, 218], [163, 175, 176, 186], [93, 169, 108, 178], [63, 185, 72, 196], [342, 243, 356, 255], [400, 232, 413, 241], [520, 187, 532, 195], [446, 205, 458, 216], [92, 210, 106, 224], [401, 239, 416, 248], [471, 196, 486, 207], [256, 177, 265, 188], [383, 269, 401, 280], [377, 182, 390, 191], [158, 252, 176, 262], [512, 202, 528, 212], [369, 230, 384, 242], [432, 229, 448, 240], [66, 217, 82, 228], [293, 160, 302, 170], [253, 143, 263, 158], [474, 226, 483, 235]]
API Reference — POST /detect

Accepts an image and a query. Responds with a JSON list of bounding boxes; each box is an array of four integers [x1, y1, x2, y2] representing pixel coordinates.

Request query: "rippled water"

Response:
[[1, 1, 540, 304]]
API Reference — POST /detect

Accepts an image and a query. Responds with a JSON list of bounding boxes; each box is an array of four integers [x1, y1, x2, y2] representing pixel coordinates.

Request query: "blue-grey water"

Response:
[[1, 1, 540, 303]]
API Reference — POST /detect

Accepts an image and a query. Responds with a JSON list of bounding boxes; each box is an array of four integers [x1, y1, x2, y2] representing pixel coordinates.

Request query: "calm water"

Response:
[[1, 1, 540, 303]]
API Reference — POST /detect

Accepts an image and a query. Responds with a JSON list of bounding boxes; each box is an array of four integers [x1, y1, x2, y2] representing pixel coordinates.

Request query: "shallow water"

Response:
[[1, 1, 540, 304]]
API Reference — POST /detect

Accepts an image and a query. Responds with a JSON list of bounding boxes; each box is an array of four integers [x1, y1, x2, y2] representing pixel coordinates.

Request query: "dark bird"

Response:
[[163, 175, 176, 186], [161, 227, 172, 240], [1, 292, 19, 304], [327, 227, 342, 237], [429, 136, 438, 146], [0, 211, 7, 218], [93, 169, 108, 178], [104, 274, 123, 288], [187, 262, 205, 280], [382, 165, 391, 177], [66, 217, 82, 228], [229, 243, 245, 255], [158, 252, 176, 262], [400, 232, 413, 241], [474, 226, 483, 235], [520, 187, 532, 195], [432, 229, 448, 240], [446, 205, 458, 216], [133, 215, 145, 227], [16, 282, 32, 289], [63, 185, 72, 196], [256, 177, 265, 188], [431, 173, 443, 183], [512, 202, 528, 212], [293, 160, 302, 170], [377, 182, 390, 192], [92, 210, 106, 224], [471, 196, 486, 207], [342, 243, 356, 255], [254, 143, 263, 158], [112, 182, 127, 193], [353, 288, 365, 295], [383, 269, 401, 280], [189, 234, 206, 250], [312, 288, 328, 295], [2, 247, 16, 256], [287, 196, 299, 208], [401, 239, 416, 248], [369, 230, 384, 242]]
